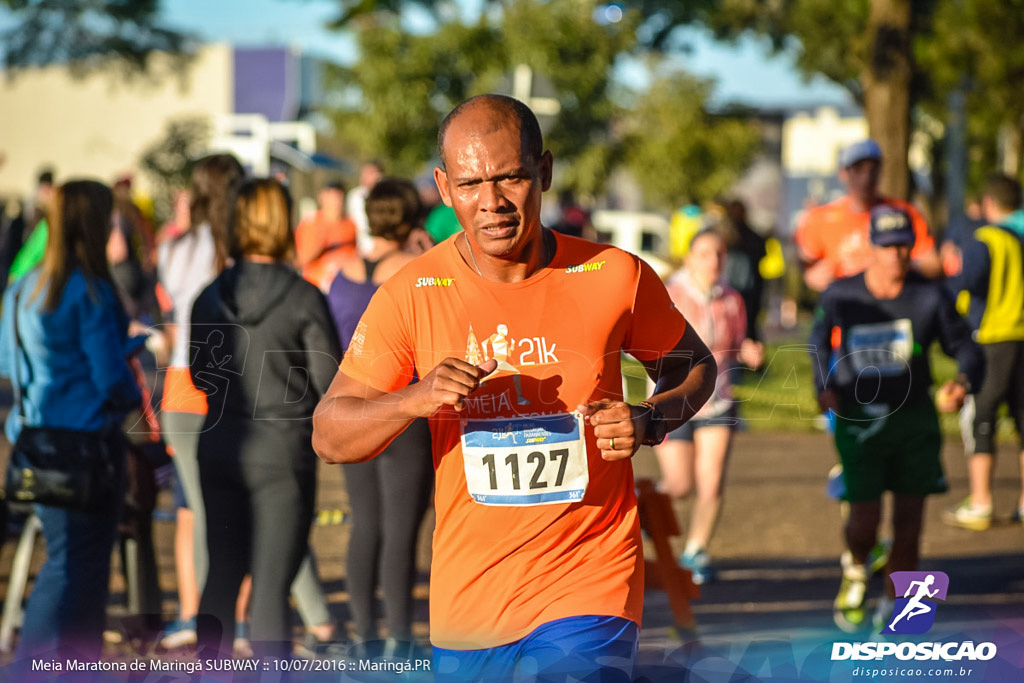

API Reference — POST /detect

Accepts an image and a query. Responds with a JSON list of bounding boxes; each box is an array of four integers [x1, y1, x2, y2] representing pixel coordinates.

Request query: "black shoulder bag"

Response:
[[1, 290, 115, 510]]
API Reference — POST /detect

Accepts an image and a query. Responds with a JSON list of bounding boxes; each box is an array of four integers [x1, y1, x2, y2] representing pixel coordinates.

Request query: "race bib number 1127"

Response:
[[461, 412, 589, 506]]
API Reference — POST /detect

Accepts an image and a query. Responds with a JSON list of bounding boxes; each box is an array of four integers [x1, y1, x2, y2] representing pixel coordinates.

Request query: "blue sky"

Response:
[[161, 0, 851, 109]]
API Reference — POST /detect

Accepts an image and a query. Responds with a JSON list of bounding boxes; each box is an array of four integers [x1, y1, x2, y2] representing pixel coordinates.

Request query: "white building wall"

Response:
[[782, 106, 869, 176], [0, 44, 234, 199]]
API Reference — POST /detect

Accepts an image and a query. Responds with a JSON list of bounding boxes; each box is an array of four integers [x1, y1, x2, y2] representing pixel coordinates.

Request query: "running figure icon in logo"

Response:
[[467, 323, 531, 406], [881, 571, 949, 634]]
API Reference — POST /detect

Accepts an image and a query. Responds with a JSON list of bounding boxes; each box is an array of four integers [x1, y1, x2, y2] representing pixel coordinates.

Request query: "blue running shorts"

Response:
[[432, 615, 638, 682]]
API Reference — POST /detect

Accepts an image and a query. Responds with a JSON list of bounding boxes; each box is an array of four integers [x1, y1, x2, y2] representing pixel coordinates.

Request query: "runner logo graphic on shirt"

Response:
[[465, 324, 561, 409]]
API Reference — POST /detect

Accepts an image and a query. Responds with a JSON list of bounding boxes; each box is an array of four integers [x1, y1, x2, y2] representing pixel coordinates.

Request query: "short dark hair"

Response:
[[437, 94, 543, 169], [366, 178, 422, 244], [985, 173, 1022, 211], [37, 169, 54, 186], [688, 227, 724, 252]]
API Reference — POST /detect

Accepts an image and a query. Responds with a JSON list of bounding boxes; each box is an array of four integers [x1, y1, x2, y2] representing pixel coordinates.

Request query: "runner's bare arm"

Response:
[[577, 325, 717, 461], [803, 258, 836, 292], [312, 357, 498, 464], [911, 248, 943, 278]]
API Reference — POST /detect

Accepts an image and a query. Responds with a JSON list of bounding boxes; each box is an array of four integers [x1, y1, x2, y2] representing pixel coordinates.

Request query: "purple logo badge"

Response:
[[881, 571, 949, 634]]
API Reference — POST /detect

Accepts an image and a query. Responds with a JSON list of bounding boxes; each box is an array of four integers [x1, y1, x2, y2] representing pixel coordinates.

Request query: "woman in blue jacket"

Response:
[[0, 180, 141, 661]]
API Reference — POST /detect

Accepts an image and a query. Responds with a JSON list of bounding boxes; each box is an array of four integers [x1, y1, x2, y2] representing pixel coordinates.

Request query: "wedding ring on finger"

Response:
[[610, 438, 616, 450]]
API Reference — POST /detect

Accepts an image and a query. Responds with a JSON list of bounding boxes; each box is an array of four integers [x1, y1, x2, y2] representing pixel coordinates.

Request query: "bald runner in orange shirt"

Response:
[[313, 95, 716, 680], [796, 139, 941, 291]]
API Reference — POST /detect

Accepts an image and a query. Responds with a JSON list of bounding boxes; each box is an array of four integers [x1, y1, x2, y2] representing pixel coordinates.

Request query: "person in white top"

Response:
[[156, 153, 243, 649], [346, 161, 383, 256]]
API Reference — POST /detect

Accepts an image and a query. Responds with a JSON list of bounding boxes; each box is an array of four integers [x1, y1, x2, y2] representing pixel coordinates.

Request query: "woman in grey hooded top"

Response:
[[190, 178, 341, 660]]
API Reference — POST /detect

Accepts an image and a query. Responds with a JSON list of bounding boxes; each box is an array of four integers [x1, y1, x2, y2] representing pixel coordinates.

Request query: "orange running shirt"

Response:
[[296, 212, 357, 290], [795, 195, 934, 278], [339, 232, 687, 650]]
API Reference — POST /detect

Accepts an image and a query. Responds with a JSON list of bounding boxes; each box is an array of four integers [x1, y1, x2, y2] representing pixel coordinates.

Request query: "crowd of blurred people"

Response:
[[0, 154, 447, 663], [797, 140, 1024, 635], [0, 124, 1020, 669]]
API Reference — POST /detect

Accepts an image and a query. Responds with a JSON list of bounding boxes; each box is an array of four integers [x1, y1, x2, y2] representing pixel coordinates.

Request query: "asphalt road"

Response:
[[631, 433, 1024, 683], [0, 391, 1021, 681]]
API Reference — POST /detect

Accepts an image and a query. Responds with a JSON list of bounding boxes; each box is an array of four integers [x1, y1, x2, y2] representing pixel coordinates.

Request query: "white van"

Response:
[[590, 210, 674, 279]]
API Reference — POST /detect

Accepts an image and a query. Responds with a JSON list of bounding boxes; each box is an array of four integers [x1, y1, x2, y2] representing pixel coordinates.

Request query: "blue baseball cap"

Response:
[[839, 139, 882, 168], [870, 205, 915, 247]]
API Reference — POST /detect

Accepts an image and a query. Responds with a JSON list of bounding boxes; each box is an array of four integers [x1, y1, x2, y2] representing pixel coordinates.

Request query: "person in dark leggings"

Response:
[[343, 419, 433, 652], [191, 178, 341, 660], [326, 177, 434, 654], [944, 173, 1024, 530]]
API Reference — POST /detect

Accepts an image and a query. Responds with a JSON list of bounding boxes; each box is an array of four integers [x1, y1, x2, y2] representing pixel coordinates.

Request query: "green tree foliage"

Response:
[[325, 0, 442, 27], [138, 117, 209, 225], [920, 0, 1024, 186], [328, 0, 918, 198], [328, 0, 755, 204], [327, 1, 637, 189], [633, 0, 867, 96], [670, 0, 1024, 197], [621, 72, 760, 210], [499, 0, 639, 195], [0, 0, 191, 74], [633, 0, 931, 200], [327, 15, 503, 176], [326, 0, 1024, 205], [0, 0, 760, 208]]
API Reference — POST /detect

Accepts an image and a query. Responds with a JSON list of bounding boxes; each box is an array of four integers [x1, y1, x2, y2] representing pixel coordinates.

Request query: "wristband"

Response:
[[638, 400, 668, 446]]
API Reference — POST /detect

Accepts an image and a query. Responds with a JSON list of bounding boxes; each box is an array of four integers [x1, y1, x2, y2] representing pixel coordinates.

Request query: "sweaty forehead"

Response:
[[443, 105, 524, 164], [452, 100, 515, 133]]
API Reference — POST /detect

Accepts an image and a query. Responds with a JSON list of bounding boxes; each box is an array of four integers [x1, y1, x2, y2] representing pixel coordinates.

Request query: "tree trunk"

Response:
[[861, 0, 912, 200], [999, 120, 1021, 176]]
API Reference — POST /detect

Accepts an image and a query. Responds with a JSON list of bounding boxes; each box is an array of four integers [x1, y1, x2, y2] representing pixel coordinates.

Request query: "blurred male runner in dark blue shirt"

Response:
[[809, 204, 983, 633]]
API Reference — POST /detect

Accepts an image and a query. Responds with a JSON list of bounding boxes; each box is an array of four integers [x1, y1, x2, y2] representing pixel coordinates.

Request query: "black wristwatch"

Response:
[[637, 400, 668, 446]]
